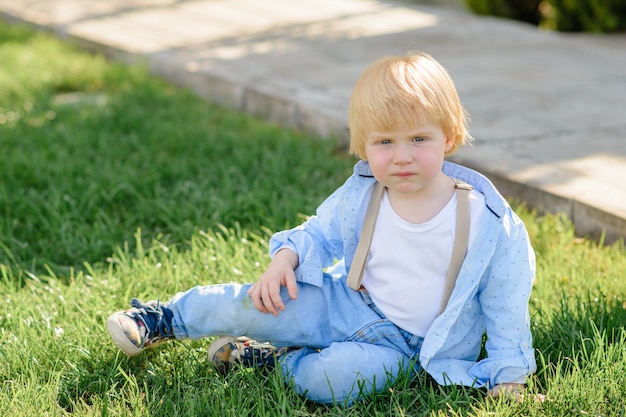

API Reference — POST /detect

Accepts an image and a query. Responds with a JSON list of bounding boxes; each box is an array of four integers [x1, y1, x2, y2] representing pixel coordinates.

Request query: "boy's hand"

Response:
[[488, 383, 545, 403], [488, 383, 525, 399], [248, 249, 299, 316]]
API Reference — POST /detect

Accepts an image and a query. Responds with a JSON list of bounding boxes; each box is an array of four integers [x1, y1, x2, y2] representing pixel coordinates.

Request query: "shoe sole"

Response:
[[106, 313, 144, 357], [207, 335, 246, 373]]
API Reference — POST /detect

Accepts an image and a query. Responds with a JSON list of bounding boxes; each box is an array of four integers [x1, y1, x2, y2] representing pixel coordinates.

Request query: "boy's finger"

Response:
[[269, 290, 285, 315], [252, 297, 268, 313], [262, 286, 280, 316], [248, 285, 269, 313], [285, 273, 298, 300], [253, 296, 268, 314]]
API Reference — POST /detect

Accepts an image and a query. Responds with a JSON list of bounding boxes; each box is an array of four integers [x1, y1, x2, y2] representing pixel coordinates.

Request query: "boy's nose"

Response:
[[393, 145, 412, 163]]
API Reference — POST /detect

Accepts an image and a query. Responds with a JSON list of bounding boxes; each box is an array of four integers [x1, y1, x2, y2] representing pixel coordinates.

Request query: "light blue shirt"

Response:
[[269, 160, 537, 387]]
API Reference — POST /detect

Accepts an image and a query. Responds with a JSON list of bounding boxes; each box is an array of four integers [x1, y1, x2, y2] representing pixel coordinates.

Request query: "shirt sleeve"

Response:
[[469, 208, 537, 387], [268, 181, 351, 287]]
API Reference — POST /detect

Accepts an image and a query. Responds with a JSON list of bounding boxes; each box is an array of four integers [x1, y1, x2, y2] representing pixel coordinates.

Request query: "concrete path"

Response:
[[2, 0, 625, 243]]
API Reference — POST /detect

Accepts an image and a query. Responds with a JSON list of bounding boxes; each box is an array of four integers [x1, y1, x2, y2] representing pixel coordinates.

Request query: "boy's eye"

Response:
[[380, 139, 392, 145], [412, 137, 425, 142]]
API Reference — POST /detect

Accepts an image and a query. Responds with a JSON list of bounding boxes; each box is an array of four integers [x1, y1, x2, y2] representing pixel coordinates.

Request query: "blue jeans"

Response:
[[168, 273, 424, 405]]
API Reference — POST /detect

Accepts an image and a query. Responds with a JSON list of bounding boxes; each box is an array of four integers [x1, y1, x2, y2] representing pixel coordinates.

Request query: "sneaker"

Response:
[[207, 336, 288, 374], [106, 298, 175, 357]]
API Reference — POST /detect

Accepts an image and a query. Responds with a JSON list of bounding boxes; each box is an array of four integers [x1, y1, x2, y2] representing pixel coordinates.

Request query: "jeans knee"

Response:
[[285, 344, 397, 405], [291, 366, 364, 405]]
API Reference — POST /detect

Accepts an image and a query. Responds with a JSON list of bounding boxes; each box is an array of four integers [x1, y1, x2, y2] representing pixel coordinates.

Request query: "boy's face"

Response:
[[364, 121, 454, 197]]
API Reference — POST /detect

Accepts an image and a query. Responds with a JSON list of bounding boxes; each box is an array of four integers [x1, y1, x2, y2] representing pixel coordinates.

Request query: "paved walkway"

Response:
[[2, 0, 625, 243]]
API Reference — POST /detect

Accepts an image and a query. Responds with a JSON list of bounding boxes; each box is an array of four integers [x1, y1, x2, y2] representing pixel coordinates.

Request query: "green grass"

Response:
[[0, 23, 349, 277], [1, 21, 626, 416]]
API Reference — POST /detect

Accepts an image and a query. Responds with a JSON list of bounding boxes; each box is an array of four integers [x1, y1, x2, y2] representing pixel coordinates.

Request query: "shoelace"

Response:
[[129, 298, 174, 338], [240, 341, 292, 368], [241, 345, 276, 368]]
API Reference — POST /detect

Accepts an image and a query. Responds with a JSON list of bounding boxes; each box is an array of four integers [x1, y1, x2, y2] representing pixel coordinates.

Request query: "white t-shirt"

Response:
[[361, 186, 485, 336]]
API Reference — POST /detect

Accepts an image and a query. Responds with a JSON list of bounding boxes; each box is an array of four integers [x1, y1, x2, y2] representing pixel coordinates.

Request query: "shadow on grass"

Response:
[[57, 342, 209, 413], [56, 339, 486, 415], [57, 340, 314, 415]]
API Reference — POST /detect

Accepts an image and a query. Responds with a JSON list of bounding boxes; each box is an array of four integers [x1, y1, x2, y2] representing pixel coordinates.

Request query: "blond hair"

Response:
[[348, 52, 471, 160]]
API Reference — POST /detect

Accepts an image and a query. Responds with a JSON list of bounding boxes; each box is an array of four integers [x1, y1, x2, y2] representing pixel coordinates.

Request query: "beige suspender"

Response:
[[346, 179, 473, 316], [346, 181, 385, 291], [440, 180, 472, 314]]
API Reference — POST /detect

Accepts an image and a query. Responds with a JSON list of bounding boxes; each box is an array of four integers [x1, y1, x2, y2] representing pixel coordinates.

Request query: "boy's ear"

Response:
[[444, 136, 455, 153]]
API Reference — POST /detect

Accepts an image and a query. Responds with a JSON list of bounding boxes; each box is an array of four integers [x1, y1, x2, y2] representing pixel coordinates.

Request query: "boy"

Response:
[[107, 51, 537, 405]]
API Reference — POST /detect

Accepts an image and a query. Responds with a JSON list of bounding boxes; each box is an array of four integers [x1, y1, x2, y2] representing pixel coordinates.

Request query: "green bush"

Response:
[[464, 0, 626, 32], [465, 0, 542, 25], [543, 0, 626, 32]]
